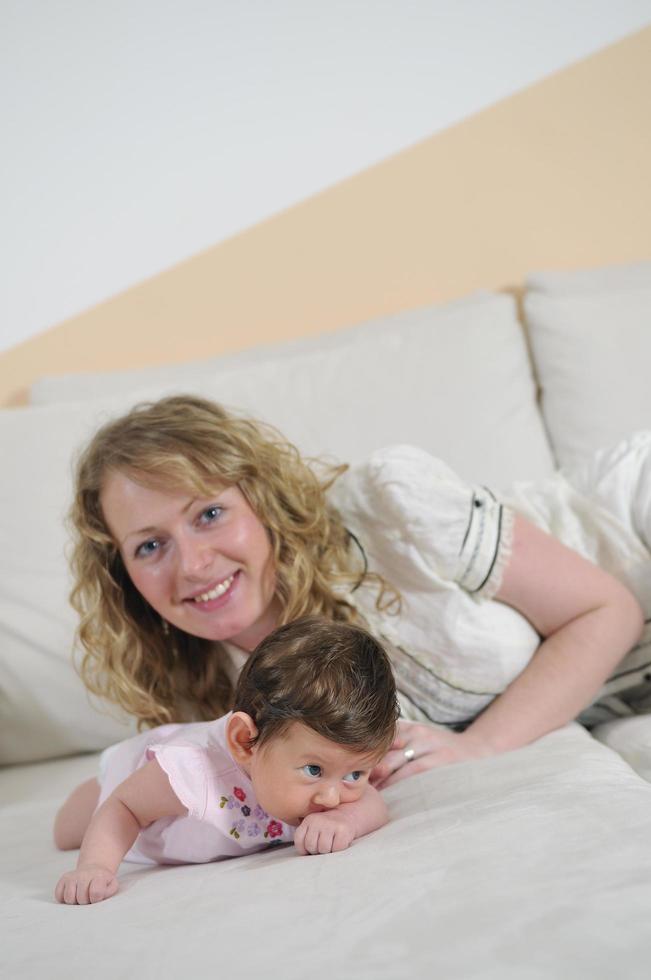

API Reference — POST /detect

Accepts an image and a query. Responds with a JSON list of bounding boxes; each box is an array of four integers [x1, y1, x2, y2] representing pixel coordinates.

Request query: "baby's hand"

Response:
[[294, 811, 355, 856], [55, 864, 119, 905]]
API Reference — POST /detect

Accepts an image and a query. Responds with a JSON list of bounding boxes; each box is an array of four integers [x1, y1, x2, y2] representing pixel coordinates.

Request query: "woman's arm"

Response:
[[460, 514, 644, 752], [54, 759, 187, 904], [374, 514, 644, 786]]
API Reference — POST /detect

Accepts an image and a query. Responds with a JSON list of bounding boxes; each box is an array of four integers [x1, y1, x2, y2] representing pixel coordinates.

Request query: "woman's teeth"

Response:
[[193, 575, 235, 602]]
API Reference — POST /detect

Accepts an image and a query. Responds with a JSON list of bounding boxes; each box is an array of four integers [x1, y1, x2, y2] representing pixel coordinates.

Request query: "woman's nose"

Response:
[[313, 783, 340, 808], [176, 535, 213, 577]]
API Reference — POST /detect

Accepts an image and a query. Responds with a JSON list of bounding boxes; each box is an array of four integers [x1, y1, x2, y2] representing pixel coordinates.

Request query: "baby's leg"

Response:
[[53, 778, 100, 850]]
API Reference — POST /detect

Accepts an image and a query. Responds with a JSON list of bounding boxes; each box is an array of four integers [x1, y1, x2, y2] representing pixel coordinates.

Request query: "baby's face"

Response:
[[248, 722, 380, 827]]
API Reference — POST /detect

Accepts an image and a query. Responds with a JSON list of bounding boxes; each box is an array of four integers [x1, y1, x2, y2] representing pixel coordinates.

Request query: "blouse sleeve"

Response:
[[331, 445, 514, 599]]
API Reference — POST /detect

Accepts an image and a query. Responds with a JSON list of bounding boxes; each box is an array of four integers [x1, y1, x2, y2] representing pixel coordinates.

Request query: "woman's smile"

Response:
[[101, 471, 280, 651], [184, 571, 239, 609]]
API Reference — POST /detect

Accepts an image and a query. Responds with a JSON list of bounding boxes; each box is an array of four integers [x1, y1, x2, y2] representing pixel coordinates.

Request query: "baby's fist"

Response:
[[55, 865, 118, 905], [294, 811, 355, 856]]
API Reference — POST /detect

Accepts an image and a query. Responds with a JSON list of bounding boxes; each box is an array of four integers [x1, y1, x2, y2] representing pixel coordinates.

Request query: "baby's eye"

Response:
[[343, 771, 364, 783], [135, 538, 161, 559], [302, 764, 322, 778], [198, 505, 223, 526]]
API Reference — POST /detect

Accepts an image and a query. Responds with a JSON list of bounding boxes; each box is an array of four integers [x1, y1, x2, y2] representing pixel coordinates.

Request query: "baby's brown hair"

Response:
[[233, 617, 399, 758]]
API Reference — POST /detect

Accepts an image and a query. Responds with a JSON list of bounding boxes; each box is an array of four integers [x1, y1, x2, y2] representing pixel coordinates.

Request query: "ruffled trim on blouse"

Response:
[[475, 502, 515, 600]]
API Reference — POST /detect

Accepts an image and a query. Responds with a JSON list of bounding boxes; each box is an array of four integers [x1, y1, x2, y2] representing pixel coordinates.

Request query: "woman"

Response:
[[70, 395, 646, 786]]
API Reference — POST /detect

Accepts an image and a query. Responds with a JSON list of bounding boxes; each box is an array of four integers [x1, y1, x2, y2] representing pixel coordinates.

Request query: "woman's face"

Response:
[[100, 470, 280, 651]]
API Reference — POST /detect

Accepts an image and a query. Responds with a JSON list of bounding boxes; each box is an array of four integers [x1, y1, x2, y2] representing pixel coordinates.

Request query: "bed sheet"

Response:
[[4, 725, 651, 980]]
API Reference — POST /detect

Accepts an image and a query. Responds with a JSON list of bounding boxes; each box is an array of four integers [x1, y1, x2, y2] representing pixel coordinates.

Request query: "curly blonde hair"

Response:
[[69, 394, 398, 730]]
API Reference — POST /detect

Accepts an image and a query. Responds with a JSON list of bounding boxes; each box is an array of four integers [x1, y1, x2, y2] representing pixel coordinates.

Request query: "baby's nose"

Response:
[[314, 784, 340, 808]]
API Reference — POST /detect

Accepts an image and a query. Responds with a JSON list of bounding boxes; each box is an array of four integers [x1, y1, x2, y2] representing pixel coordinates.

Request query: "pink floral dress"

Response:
[[97, 715, 293, 865]]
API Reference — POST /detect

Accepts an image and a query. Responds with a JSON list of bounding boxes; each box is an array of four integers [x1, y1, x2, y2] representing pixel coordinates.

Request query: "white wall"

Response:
[[2, 0, 650, 354]]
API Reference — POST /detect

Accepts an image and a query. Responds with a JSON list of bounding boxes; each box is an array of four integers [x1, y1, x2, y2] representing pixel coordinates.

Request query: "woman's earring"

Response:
[[161, 619, 170, 636]]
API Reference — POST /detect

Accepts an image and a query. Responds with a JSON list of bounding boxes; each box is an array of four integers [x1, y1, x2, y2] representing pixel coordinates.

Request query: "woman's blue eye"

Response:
[[135, 539, 160, 558], [302, 764, 322, 778], [199, 505, 222, 525], [343, 771, 363, 783]]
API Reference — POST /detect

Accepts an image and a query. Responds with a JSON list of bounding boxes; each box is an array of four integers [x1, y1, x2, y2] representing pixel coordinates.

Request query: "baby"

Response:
[[54, 617, 399, 904]]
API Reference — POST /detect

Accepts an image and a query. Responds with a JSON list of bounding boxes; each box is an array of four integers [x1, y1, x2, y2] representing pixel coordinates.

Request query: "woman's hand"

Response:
[[370, 720, 494, 789]]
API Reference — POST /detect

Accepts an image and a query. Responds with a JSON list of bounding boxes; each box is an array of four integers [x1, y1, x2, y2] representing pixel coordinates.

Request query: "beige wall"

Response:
[[2, 27, 650, 408]]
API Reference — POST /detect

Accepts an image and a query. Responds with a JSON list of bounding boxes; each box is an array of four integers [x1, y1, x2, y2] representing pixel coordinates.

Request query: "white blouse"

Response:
[[330, 436, 651, 727]]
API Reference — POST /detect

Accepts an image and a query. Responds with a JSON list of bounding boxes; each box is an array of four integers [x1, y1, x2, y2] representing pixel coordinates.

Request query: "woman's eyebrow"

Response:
[[122, 499, 199, 543], [123, 524, 157, 543]]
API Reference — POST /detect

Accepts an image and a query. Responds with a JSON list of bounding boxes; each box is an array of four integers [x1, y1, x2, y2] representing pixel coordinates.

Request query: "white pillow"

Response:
[[176, 293, 554, 487], [527, 261, 651, 295], [27, 292, 555, 487], [31, 291, 524, 413], [1, 292, 553, 763], [592, 716, 651, 784], [0, 401, 140, 764], [29, 324, 356, 404], [524, 262, 651, 468]]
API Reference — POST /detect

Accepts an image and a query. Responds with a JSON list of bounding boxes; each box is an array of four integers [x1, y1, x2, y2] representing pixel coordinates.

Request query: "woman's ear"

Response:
[[226, 712, 259, 766]]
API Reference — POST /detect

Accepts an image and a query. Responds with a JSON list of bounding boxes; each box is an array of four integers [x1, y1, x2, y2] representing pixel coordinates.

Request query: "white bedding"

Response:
[[5, 725, 651, 980]]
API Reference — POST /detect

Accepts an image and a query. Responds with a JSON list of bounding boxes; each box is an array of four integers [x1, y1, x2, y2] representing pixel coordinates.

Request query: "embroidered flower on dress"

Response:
[[220, 787, 248, 810], [221, 788, 282, 843], [265, 820, 283, 839], [219, 794, 239, 810], [229, 818, 246, 840]]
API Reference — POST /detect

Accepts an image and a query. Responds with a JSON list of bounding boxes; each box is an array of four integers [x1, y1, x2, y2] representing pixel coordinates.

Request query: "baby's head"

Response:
[[227, 617, 399, 825]]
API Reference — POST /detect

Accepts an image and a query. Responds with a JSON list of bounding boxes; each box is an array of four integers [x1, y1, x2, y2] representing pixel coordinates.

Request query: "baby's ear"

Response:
[[226, 712, 259, 765]]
